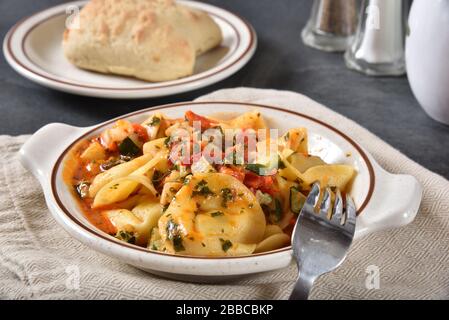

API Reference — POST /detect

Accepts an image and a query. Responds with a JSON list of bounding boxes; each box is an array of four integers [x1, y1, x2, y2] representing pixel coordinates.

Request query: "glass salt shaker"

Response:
[[302, 0, 359, 52], [344, 0, 408, 76]]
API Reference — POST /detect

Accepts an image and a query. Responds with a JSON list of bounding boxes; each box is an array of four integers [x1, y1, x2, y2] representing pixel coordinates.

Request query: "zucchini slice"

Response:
[[118, 137, 141, 157], [290, 186, 306, 215]]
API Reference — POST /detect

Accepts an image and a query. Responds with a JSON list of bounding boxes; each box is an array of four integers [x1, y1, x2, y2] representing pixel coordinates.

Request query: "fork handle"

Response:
[[289, 274, 315, 300]]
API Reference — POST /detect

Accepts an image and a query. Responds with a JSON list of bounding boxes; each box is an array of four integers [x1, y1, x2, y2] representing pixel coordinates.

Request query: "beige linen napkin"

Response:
[[1, 88, 448, 299]]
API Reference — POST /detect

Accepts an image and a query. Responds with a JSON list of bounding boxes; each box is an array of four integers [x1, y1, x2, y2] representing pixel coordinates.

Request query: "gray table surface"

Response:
[[1, 0, 448, 178]]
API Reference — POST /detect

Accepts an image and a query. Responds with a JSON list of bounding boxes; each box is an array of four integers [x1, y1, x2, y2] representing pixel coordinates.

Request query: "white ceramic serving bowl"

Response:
[[19, 102, 422, 282]]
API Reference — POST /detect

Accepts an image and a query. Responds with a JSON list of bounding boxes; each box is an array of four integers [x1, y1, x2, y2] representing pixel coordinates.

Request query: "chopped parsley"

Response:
[[166, 219, 185, 252], [211, 211, 224, 217], [219, 238, 233, 252], [110, 183, 119, 190], [116, 230, 136, 244], [192, 180, 215, 197], [220, 188, 233, 208]]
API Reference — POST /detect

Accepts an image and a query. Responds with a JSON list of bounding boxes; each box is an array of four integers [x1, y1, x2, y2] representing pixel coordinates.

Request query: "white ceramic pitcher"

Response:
[[406, 0, 449, 125]]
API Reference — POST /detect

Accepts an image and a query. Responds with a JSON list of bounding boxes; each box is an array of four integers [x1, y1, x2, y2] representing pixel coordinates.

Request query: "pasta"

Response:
[[65, 110, 356, 257]]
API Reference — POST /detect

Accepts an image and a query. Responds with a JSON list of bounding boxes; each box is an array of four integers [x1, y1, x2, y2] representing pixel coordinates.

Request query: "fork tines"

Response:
[[305, 181, 356, 230]]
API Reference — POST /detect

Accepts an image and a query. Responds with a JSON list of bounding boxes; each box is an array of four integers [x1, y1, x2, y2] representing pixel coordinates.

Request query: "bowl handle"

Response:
[[356, 161, 423, 238], [19, 123, 83, 185]]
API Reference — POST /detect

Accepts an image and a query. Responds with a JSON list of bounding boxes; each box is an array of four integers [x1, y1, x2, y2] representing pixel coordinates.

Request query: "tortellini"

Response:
[[104, 199, 162, 245], [67, 110, 357, 258], [157, 173, 266, 256]]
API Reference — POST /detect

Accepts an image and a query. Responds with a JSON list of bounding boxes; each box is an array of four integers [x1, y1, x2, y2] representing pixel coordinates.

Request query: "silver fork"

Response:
[[289, 181, 357, 300]]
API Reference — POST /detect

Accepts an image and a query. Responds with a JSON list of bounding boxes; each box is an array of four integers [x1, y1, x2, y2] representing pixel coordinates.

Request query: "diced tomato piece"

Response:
[[218, 165, 246, 182], [243, 171, 277, 195], [132, 124, 149, 142], [185, 110, 217, 131]]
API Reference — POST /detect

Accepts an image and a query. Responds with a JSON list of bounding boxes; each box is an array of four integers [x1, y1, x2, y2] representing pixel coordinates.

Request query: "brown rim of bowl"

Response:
[[51, 101, 376, 260], [6, 1, 255, 91]]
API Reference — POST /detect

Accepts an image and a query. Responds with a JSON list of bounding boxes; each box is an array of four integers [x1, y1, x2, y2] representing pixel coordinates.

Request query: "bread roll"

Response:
[[63, 0, 222, 82]]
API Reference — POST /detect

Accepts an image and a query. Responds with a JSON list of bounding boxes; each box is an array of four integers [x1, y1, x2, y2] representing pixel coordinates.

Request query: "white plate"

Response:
[[19, 101, 422, 282], [3, 1, 256, 99]]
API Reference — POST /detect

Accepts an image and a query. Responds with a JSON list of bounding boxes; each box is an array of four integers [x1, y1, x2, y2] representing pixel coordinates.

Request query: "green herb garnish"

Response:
[[220, 188, 233, 208], [219, 238, 233, 252], [192, 180, 215, 197], [211, 211, 224, 217], [110, 183, 119, 190], [116, 230, 136, 244], [166, 219, 185, 252]]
